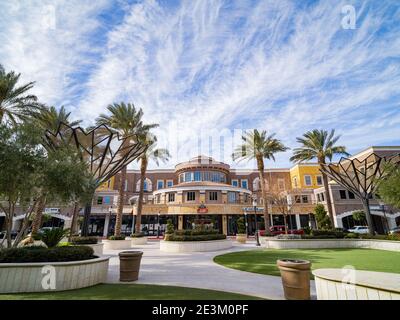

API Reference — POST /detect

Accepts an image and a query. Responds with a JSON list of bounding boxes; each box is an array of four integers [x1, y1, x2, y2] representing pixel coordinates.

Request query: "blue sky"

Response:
[[0, 0, 399, 169]]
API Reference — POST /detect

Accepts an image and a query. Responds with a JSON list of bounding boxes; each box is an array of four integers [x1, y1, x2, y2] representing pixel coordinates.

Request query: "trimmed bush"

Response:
[[130, 232, 145, 238], [70, 236, 98, 245], [166, 219, 175, 234], [0, 246, 95, 263], [107, 235, 126, 240], [236, 217, 246, 234], [165, 233, 226, 242]]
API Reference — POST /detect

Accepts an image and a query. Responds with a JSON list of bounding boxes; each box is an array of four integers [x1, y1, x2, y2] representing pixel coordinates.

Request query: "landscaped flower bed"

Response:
[[161, 228, 231, 252], [0, 246, 109, 293], [70, 236, 104, 256]]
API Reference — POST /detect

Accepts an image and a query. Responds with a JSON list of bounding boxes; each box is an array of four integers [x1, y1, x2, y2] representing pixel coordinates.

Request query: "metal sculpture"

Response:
[[44, 122, 148, 235], [320, 153, 400, 235]]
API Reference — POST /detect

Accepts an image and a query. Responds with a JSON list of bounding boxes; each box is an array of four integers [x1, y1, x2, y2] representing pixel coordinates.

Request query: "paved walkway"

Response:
[[105, 240, 316, 300]]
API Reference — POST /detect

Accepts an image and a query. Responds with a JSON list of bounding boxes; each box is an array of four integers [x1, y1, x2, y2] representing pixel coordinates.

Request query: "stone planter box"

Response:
[[160, 239, 232, 253], [313, 268, 400, 300], [236, 234, 247, 244], [261, 238, 400, 252], [76, 243, 103, 256], [0, 256, 109, 293], [102, 239, 131, 250], [131, 237, 148, 246]]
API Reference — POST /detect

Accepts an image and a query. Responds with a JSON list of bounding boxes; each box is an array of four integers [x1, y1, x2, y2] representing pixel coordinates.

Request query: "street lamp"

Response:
[[244, 212, 248, 238], [157, 211, 161, 239], [253, 198, 260, 246]]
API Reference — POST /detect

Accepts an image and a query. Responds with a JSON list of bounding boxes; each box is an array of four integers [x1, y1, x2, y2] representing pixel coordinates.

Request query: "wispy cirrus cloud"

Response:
[[1, 0, 399, 169]]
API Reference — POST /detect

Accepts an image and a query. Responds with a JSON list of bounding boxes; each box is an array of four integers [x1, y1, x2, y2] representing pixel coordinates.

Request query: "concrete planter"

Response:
[[313, 268, 400, 300], [131, 237, 148, 246], [160, 239, 232, 253], [261, 238, 400, 252], [236, 234, 247, 244], [102, 239, 131, 250], [0, 256, 109, 293], [277, 259, 311, 300]]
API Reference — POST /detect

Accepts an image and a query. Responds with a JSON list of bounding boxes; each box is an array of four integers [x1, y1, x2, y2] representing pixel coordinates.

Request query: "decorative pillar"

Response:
[[295, 214, 301, 230], [178, 215, 183, 230], [176, 191, 183, 204], [221, 191, 228, 204], [222, 215, 228, 235]]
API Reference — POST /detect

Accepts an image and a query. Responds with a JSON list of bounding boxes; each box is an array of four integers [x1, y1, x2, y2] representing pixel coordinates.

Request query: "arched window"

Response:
[[136, 178, 152, 192], [253, 178, 260, 191]]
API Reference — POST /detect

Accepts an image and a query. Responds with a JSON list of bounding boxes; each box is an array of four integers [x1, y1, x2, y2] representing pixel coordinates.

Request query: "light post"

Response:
[[244, 212, 248, 238], [253, 198, 260, 246], [157, 211, 161, 239]]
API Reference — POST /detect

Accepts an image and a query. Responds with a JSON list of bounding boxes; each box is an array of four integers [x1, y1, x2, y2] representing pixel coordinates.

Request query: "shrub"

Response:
[[37, 228, 70, 248], [70, 236, 98, 245], [0, 246, 95, 263], [165, 233, 226, 242], [302, 226, 312, 235], [236, 217, 246, 234], [312, 229, 345, 239], [107, 235, 126, 240], [130, 232, 145, 238], [344, 232, 359, 239], [166, 219, 174, 234], [314, 204, 332, 229]]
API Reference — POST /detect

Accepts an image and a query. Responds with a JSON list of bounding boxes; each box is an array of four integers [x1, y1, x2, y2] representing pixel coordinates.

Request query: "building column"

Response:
[[334, 215, 343, 228], [63, 219, 72, 230], [222, 215, 227, 235], [199, 191, 206, 203], [178, 215, 183, 230], [295, 214, 301, 230], [103, 213, 110, 237]]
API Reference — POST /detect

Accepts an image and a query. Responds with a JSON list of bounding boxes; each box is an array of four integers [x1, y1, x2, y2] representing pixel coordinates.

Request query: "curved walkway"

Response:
[[105, 240, 316, 300]]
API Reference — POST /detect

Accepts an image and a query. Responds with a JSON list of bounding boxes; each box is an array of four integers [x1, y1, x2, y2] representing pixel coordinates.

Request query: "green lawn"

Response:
[[0, 283, 261, 300], [214, 249, 400, 278]]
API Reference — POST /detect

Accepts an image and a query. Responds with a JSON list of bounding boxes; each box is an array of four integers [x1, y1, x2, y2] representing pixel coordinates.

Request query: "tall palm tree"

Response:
[[29, 106, 82, 235], [135, 135, 170, 234], [0, 64, 41, 124], [233, 130, 289, 236], [290, 129, 349, 226], [95, 102, 157, 237]]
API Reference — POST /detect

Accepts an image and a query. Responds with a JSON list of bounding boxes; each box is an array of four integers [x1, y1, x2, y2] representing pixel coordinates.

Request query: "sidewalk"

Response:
[[105, 240, 316, 300]]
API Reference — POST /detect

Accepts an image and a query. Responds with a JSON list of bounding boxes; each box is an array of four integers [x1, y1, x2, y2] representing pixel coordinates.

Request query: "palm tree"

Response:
[[290, 129, 349, 226], [135, 135, 170, 234], [233, 130, 289, 236], [95, 102, 157, 237], [0, 64, 41, 124], [29, 106, 82, 235]]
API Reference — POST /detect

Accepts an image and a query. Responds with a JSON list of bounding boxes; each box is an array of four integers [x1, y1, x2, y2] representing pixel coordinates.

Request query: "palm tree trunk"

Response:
[[31, 195, 46, 235], [135, 156, 148, 234], [256, 155, 271, 236], [319, 158, 335, 228], [114, 165, 127, 237]]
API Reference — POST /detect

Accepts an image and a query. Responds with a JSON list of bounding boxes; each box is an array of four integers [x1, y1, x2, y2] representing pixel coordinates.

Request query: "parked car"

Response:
[[259, 225, 304, 236], [389, 226, 400, 235], [348, 226, 369, 234]]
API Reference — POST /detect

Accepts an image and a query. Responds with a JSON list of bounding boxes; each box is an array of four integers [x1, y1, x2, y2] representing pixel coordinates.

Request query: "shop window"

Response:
[[168, 193, 175, 202], [187, 191, 196, 201], [209, 191, 218, 201]]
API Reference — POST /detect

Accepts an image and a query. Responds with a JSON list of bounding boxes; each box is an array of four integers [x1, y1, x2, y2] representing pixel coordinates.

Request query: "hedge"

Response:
[[164, 233, 226, 242], [70, 236, 98, 245], [0, 246, 95, 263]]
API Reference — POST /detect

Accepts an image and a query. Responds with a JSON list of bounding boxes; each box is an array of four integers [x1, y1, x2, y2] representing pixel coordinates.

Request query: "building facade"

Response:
[[3, 147, 400, 236]]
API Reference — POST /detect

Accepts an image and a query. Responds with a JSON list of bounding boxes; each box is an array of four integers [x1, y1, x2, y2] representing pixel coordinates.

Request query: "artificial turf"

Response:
[[214, 248, 400, 278], [0, 283, 262, 300]]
